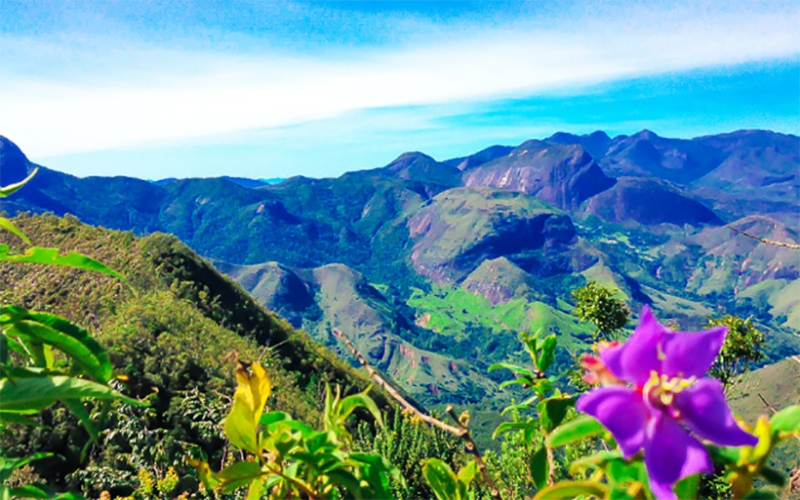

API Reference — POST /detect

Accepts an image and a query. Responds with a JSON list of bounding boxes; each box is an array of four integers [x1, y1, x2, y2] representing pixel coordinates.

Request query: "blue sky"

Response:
[[1, 1, 798, 180]]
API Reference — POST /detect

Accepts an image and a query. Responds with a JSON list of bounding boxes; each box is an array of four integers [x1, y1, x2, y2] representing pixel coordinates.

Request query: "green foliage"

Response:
[[707, 315, 766, 390], [422, 458, 476, 500], [571, 281, 629, 340], [188, 362, 400, 499], [354, 409, 462, 500], [0, 175, 143, 498]]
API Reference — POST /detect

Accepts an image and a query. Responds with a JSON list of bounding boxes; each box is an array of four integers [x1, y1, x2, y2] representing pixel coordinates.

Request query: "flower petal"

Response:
[[602, 306, 665, 386], [660, 326, 727, 379], [644, 415, 713, 500], [576, 386, 650, 458], [674, 378, 758, 447]]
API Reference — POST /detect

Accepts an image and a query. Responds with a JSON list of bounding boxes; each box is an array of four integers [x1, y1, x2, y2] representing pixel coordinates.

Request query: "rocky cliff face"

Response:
[[462, 142, 615, 210], [408, 187, 579, 283]]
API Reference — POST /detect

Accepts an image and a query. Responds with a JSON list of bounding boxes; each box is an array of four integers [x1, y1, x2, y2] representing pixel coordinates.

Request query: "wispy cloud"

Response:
[[0, 1, 797, 164]]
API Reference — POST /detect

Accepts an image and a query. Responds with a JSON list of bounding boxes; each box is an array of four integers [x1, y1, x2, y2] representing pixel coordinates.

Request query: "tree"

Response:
[[571, 282, 629, 340], [706, 315, 765, 391]]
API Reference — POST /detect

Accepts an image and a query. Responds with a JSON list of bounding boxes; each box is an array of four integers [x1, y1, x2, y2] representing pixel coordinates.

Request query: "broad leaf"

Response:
[[546, 415, 604, 448], [538, 396, 575, 433], [492, 420, 537, 440], [0, 168, 38, 198], [62, 399, 99, 444], [533, 480, 609, 499], [487, 362, 537, 380], [338, 390, 383, 427], [0, 376, 141, 412], [260, 411, 292, 427], [422, 458, 460, 500], [759, 466, 786, 488], [218, 461, 264, 493], [1, 306, 113, 383], [0, 218, 31, 244], [530, 446, 549, 490], [224, 361, 271, 454], [186, 457, 220, 490], [0, 245, 127, 283], [537, 334, 557, 372], [0, 452, 54, 483], [770, 404, 799, 434]]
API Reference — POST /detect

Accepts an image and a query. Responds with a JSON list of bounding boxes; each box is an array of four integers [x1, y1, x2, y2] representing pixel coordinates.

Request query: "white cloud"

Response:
[[1, 2, 797, 158]]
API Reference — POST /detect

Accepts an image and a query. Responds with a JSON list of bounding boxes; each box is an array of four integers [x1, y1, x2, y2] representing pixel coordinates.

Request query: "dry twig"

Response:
[[333, 329, 502, 499], [726, 225, 800, 249]]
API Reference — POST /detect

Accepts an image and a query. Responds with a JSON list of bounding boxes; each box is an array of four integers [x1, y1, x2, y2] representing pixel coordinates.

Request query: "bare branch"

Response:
[[726, 225, 800, 249], [333, 329, 502, 499]]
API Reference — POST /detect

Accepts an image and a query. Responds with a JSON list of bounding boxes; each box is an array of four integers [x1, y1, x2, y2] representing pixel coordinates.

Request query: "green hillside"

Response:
[[0, 213, 397, 493]]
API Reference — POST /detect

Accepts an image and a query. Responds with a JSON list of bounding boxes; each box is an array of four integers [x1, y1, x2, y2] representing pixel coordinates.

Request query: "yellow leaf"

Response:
[[224, 361, 272, 454]]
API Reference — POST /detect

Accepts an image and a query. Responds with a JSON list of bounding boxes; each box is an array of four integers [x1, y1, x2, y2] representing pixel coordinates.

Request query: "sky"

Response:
[[1, 0, 798, 180]]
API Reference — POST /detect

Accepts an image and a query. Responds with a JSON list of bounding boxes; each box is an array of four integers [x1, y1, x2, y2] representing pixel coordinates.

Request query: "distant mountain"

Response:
[[407, 187, 588, 283], [581, 176, 723, 226], [216, 259, 498, 405], [2, 130, 798, 407], [443, 145, 515, 171], [463, 142, 615, 210]]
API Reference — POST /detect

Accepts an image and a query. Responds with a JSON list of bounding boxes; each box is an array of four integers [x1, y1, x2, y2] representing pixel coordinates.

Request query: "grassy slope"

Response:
[[0, 213, 397, 491], [728, 357, 800, 474]]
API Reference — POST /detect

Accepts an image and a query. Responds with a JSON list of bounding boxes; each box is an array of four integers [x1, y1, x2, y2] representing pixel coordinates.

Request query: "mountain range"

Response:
[[1, 129, 798, 408]]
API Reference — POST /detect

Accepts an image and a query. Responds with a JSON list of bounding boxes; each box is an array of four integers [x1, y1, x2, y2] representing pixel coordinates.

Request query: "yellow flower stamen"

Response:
[[643, 370, 696, 411]]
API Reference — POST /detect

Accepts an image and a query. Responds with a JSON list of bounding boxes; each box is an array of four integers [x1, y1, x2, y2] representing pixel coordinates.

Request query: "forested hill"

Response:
[[0, 214, 404, 491]]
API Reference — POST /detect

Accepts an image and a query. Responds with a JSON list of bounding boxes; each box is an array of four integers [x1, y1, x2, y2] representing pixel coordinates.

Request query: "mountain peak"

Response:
[[631, 129, 661, 141], [0, 136, 32, 186]]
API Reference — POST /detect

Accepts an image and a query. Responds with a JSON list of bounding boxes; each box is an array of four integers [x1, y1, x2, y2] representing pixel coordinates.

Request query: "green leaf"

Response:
[[498, 376, 536, 390], [538, 396, 575, 433], [338, 391, 383, 427], [569, 450, 623, 474], [7, 483, 64, 499], [0, 218, 31, 244], [1, 307, 113, 383], [770, 404, 799, 434], [62, 399, 100, 445], [0, 245, 128, 284], [325, 469, 364, 499], [743, 490, 778, 499], [488, 362, 537, 380], [0, 452, 55, 483], [422, 458, 460, 500], [707, 445, 740, 465], [546, 415, 604, 448], [0, 376, 142, 412], [530, 447, 549, 490], [492, 420, 537, 440], [224, 400, 259, 454], [457, 460, 477, 487], [218, 461, 264, 493], [0, 411, 41, 427], [537, 334, 557, 372], [0, 168, 38, 198], [186, 457, 220, 490], [533, 480, 609, 500], [260, 411, 292, 427], [759, 466, 786, 488]]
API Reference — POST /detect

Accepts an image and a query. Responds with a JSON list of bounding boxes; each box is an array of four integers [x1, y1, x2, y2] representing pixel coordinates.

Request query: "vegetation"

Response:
[[571, 281, 629, 340], [707, 315, 766, 391], [3, 155, 799, 499]]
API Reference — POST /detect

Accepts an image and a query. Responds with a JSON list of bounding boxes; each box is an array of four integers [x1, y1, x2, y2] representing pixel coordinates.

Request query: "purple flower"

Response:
[[576, 306, 758, 500]]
